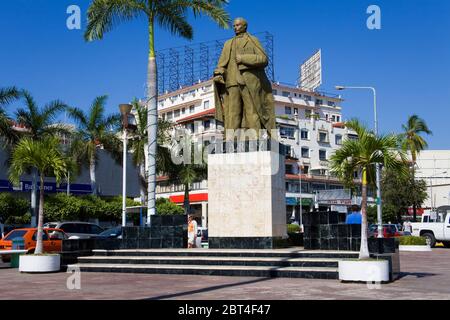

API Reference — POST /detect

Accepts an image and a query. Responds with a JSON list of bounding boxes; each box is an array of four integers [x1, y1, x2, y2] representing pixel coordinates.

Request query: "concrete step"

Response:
[[70, 263, 339, 279], [92, 248, 359, 259], [78, 256, 340, 268]]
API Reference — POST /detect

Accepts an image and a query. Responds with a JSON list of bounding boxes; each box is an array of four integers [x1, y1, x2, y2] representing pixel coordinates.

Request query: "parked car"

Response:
[[411, 211, 450, 247], [95, 226, 123, 239], [371, 224, 402, 238], [0, 228, 68, 261], [43, 222, 104, 239]]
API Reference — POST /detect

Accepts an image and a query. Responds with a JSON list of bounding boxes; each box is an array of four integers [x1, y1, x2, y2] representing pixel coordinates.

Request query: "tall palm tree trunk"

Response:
[[411, 158, 417, 222], [90, 155, 97, 195], [139, 163, 147, 204], [360, 168, 370, 259], [184, 183, 191, 216], [30, 168, 38, 227], [147, 18, 158, 222], [35, 175, 45, 254]]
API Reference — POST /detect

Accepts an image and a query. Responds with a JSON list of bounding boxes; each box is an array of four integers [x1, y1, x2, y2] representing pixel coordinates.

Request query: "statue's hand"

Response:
[[213, 74, 225, 84], [236, 54, 242, 64]]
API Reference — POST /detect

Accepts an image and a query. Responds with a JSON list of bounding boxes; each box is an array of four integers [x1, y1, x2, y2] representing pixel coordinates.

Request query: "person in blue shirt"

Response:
[[346, 205, 362, 224]]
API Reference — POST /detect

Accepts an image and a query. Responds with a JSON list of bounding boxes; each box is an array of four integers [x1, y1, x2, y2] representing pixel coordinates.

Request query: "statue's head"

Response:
[[233, 17, 248, 35]]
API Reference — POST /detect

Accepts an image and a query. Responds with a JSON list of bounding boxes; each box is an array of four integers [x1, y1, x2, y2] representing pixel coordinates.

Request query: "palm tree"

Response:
[[14, 90, 69, 227], [0, 87, 21, 145], [84, 0, 230, 217], [330, 119, 408, 259], [128, 100, 174, 203], [9, 137, 67, 254], [66, 95, 121, 195], [399, 115, 432, 221], [169, 141, 207, 215]]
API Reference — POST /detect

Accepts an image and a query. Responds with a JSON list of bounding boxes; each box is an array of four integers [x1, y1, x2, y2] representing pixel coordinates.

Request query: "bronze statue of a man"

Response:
[[213, 18, 276, 138]]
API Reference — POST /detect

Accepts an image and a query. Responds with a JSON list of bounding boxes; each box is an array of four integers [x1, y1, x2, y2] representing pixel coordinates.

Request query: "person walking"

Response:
[[187, 215, 198, 249]]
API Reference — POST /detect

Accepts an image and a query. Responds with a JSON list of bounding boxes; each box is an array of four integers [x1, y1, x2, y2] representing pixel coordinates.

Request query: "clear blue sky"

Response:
[[1, 0, 449, 148]]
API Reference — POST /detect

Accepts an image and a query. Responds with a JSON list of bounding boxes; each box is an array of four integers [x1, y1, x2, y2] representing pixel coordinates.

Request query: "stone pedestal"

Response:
[[208, 143, 287, 249]]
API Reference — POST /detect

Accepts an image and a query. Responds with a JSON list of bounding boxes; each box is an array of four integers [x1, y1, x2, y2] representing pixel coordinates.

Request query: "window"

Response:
[[166, 111, 173, 120], [311, 183, 326, 191], [305, 110, 312, 118], [161, 113, 166, 121], [319, 149, 327, 161], [331, 115, 336, 122], [329, 185, 344, 190], [325, 114, 329, 121], [316, 99, 323, 105], [272, 89, 278, 96], [32, 231, 49, 241], [174, 109, 180, 118], [89, 225, 103, 234], [204, 120, 211, 130], [189, 105, 195, 113], [285, 164, 294, 174], [301, 182, 309, 193], [301, 147, 309, 158], [181, 108, 186, 115], [335, 134, 343, 145], [302, 166, 309, 175], [280, 126, 295, 139], [294, 108, 298, 115], [48, 230, 67, 240], [304, 95, 312, 101], [328, 101, 336, 107], [300, 129, 309, 140], [204, 100, 210, 109], [284, 145, 292, 156], [348, 134, 358, 141], [4, 230, 27, 241], [336, 116, 341, 122], [319, 132, 328, 143], [282, 91, 290, 97], [285, 106, 292, 115]]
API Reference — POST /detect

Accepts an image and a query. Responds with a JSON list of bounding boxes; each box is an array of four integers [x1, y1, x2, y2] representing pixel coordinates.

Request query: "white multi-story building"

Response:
[[155, 80, 358, 227], [415, 150, 450, 210]]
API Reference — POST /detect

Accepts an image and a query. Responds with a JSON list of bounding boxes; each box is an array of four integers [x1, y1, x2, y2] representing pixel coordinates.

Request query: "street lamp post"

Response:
[[119, 104, 137, 227], [335, 85, 383, 238]]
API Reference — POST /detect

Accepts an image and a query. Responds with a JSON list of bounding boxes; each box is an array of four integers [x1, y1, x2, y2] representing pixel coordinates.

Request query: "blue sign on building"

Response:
[[0, 180, 92, 195]]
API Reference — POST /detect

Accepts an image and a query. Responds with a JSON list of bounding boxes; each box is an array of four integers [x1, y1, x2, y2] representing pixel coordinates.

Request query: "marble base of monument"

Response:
[[208, 143, 287, 249]]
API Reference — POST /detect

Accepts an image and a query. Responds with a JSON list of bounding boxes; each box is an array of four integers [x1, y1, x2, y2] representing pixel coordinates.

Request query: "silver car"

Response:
[[43, 222, 104, 239]]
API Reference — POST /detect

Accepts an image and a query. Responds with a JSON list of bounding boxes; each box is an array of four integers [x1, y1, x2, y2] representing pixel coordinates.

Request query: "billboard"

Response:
[[299, 49, 322, 91]]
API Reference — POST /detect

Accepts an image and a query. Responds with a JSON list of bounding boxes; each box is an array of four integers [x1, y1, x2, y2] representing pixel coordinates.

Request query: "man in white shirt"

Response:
[[187, 215, 198, 248]]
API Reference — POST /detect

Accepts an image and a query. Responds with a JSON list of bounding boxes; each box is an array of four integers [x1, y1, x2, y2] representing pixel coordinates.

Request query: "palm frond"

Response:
[[173, 0, 230, 29], [0, 87, 20, 106], [155, 3, 193, 39], [85, 0, 145, 41]]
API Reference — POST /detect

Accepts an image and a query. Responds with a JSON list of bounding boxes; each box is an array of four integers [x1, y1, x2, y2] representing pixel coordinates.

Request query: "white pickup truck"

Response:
[[411, 211, 450, 247]]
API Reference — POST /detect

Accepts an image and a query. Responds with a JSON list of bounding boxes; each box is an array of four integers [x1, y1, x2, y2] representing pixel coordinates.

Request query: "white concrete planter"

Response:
[[399, 245, 431, 252], [339, 260, 389, 282], [19, 254, 61, 273]]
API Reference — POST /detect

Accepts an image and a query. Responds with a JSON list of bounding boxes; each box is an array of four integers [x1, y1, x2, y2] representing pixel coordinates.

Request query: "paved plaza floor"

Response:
[[1, 249, 449, 300]]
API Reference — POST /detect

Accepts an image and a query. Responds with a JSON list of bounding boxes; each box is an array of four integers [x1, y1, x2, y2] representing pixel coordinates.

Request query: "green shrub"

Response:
[[400, 236, 427, 246], [44, 194, 140, 222], [0, 193, 30, 224], [287, 224, 301, 233], [156, 198, 184, 215]]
